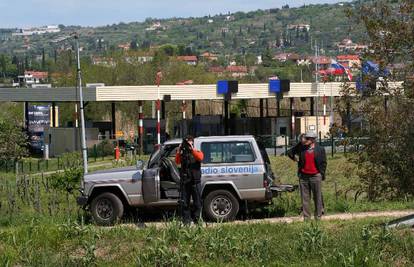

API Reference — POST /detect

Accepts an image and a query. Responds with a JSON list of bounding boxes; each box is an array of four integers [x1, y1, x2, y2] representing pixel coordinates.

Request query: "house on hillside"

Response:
[[176, 56, 198, 65], [310, 56, 332, 70], [12, 25, 60, 36], [145, 22, 165, 31], [337, 39, 368, 53], [208, 65, 251, 77], [287, 24, 310, 32], [273, 53, 301, 64], [17, 71, 48, 86], [336, 55, 361, 70], [208, 66, 225, 76], [200, 52, 218, 61], [226, 66, 249, 78], [117, 43, 130, 51], [91, 56, 116, 67]]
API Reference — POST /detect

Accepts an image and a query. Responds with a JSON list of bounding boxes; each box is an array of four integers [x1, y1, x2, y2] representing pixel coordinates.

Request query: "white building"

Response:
[[12, 25, 60, 36], [17, 71, 48, 86]]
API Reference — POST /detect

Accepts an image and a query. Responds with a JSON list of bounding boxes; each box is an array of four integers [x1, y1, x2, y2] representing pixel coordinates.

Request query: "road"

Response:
[[117, 210, 414, 229]]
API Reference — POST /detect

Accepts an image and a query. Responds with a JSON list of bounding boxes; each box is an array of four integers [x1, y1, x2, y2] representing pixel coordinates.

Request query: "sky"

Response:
[[0, 0, 351, 28]]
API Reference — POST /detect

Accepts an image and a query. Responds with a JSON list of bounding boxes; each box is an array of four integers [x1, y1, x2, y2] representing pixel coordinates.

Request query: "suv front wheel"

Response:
[[91, 192, 124, 226], [203, 190, 239, 222]]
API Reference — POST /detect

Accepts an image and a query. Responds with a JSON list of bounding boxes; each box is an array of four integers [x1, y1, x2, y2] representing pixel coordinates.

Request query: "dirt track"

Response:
[[119, 210, 414, 229]]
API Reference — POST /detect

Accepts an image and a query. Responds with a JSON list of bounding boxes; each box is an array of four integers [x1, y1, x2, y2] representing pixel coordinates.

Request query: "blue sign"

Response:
[[269, 79, 281, 93], [217, 80, 229, 94]]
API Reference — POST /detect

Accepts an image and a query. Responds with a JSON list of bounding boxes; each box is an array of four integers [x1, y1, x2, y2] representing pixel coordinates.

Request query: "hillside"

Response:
[[0, 1, 367, 58]]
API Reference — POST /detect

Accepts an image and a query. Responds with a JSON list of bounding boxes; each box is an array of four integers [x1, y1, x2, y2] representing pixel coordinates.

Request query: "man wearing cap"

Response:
[[288, 132, 327, 220]]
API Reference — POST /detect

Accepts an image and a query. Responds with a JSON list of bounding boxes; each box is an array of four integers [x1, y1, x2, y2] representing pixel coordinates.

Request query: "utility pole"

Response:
[[155, 70, 162, 145], [75, 35, 88, 175]]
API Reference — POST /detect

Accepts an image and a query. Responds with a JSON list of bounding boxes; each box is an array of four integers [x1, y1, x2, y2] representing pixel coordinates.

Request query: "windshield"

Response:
[[147, 147, 161, 169], [147, 143, 180, 169]]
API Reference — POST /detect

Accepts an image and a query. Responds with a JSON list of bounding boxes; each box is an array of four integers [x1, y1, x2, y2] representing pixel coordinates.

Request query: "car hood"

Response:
[[84, 166, 142, 183]]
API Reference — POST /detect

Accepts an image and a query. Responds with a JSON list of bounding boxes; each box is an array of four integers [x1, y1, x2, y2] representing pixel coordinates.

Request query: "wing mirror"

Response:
[[136, 159, 144, 170]]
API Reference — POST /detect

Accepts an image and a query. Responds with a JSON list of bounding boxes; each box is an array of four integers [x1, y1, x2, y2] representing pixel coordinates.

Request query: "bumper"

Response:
[[270, 184, 297, 198]]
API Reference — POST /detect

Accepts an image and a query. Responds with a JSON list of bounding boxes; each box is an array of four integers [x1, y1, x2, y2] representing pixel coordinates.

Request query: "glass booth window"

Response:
[[201, 142, 255, 163]]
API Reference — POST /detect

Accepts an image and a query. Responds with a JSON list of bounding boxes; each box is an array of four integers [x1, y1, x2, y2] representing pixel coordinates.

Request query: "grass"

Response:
[[1, 217, 414, 266], [0, 154, 414, 266]]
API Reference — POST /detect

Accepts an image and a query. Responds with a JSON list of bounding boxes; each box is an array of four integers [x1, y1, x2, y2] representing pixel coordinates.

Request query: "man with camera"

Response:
[[175, 135, 204, 225]]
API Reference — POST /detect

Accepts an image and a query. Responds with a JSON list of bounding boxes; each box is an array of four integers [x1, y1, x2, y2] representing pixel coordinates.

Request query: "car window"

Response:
[[147, 144, 179, 168], [201, 141, 255, 164], [166, 145, 179, 160]]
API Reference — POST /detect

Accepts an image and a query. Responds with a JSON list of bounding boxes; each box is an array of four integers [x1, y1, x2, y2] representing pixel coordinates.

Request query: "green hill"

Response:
[[0, 1, 367, 57]]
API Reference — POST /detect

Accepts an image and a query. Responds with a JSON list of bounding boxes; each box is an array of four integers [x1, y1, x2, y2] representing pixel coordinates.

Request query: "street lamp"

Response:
[[50, 34, 89, 182], [74, 34, 89, 175]]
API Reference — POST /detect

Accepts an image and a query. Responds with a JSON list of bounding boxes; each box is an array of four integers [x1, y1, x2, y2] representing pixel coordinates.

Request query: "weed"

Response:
[[297, 222, 326, 255]]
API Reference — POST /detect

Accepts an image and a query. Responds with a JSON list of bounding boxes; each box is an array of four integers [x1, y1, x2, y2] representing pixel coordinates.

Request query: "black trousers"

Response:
[[180, 182, 202, 224]]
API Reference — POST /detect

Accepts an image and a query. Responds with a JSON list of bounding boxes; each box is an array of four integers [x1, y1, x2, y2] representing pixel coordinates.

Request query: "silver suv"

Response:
[[77, 135, 295, 225]]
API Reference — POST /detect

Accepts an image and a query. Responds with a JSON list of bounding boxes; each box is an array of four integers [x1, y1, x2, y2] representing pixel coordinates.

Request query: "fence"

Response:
[[257, 134, 369, 157], [0, 140, 147, 175]]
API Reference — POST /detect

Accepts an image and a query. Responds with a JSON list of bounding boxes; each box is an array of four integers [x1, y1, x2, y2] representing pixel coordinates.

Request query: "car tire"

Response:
[[91, 192, 124, 226], [203, 190, 239, 222]]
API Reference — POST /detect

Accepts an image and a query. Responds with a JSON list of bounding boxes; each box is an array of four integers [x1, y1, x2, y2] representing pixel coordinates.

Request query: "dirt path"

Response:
[[119, 210, 414, 229], [230, 210, 414, 225]]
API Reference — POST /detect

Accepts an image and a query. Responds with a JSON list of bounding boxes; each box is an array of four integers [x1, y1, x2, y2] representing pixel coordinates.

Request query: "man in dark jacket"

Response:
[[175, 135, 204, 224], [288, 132, 327, 220]]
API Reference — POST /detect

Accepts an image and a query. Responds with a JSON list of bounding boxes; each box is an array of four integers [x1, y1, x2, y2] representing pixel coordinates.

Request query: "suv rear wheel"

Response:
[[91, 192, 124, 226], [203, 190, 239, 222]]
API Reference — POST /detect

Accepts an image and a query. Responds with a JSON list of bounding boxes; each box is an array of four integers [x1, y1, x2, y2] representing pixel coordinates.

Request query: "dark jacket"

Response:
[[287, 143, 327, 180], [175, 149, 204, 184]]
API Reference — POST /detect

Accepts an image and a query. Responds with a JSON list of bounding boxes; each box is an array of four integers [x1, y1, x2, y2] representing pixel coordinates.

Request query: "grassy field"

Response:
[[1, 154, 414, 266], [1, 217, 414, 266]]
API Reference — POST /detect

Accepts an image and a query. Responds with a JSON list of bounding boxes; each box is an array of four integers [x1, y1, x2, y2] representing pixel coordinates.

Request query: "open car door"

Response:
[[142, 168, 160, 203]]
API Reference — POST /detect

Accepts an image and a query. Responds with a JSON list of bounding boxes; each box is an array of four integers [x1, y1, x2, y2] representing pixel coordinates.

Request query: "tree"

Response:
[[261, 48, 273, 67], [41, 48, 46, 70], [338, 0, 414, 200], [0, 54, 6, 77], [0, 106, 27, 161]]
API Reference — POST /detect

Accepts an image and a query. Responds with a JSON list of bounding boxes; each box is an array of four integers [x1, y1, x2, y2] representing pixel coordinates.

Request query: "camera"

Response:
[[180, 138, 192, 154]]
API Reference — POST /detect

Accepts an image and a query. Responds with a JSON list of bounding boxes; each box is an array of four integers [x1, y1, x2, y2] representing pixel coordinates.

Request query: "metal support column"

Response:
[[138, 101, 144, 155], [161, 100, 165, 120], [259, 99, 264, 118], [111, 102, 116, 138], [24, 101, 29, 130], [290, 98, 295, 139], [52, 102, 56, 127], [310, 97, 315, 116], [192, 100, 196, 118], [266, 99, 269, 117], [276, 98, 281, 117], [224, 100, 229, 135]]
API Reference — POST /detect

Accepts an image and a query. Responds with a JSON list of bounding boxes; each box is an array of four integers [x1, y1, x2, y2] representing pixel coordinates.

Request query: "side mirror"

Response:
[[136, 160, 144, 170]]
